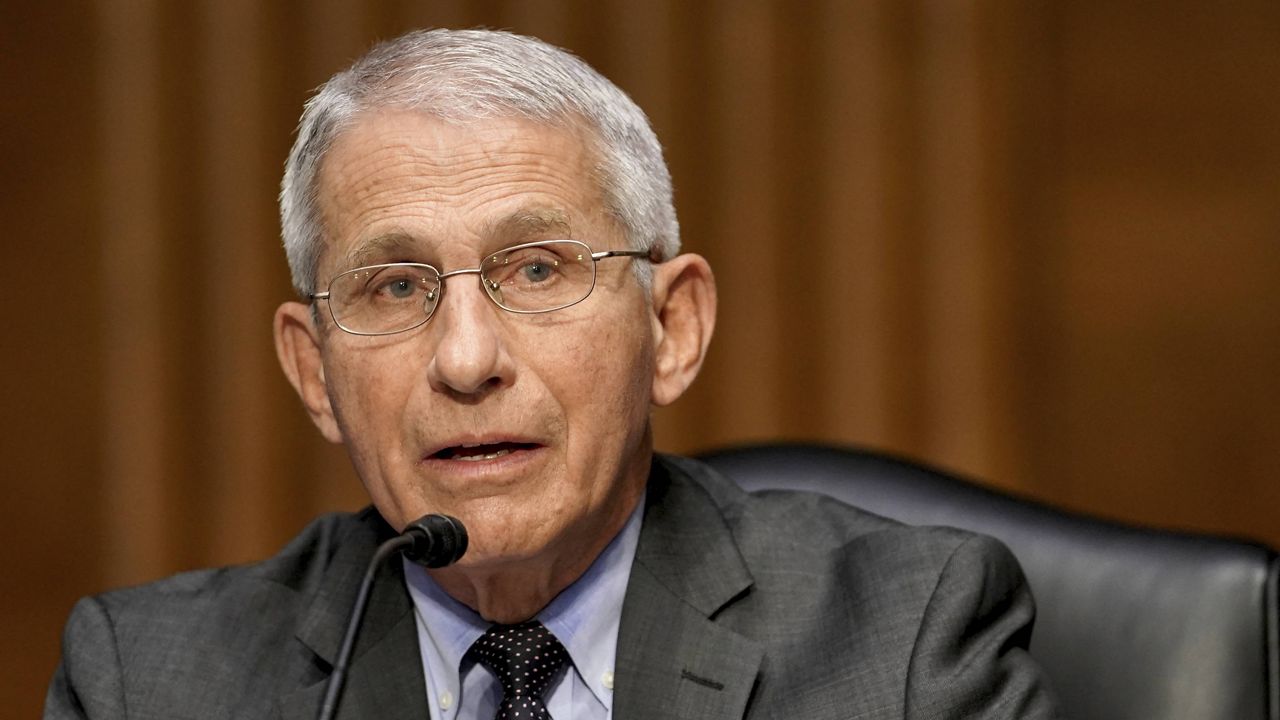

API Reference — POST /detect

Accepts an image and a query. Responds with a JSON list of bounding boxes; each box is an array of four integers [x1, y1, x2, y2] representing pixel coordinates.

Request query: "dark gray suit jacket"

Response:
[[46, 454, 1058, 719]]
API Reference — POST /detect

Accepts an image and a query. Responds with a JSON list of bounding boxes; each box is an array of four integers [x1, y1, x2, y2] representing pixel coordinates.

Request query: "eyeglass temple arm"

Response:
[[591, 249, 656, 262]]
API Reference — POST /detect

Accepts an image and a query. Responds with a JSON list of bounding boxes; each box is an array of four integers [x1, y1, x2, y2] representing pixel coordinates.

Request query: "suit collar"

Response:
[[281, 509, 428, 720], [614, 455, 764, 719]]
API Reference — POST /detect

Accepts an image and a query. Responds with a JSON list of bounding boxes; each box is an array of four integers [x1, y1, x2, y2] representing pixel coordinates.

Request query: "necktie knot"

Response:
[[468, 620, 568, 720]]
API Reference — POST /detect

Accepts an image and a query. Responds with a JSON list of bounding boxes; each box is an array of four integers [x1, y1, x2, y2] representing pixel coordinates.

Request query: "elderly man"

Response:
[[47, 28, 1058, 719]]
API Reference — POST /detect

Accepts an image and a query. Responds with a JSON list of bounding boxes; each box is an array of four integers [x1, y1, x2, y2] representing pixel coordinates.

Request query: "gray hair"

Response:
[[280, 28, 679, 295]]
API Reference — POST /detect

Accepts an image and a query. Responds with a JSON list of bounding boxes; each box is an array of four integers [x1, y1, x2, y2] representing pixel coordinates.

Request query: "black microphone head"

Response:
[[402, 514, 468, 568]]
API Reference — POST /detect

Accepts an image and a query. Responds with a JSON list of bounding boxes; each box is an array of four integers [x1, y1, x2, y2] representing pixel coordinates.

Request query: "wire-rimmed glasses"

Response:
[[309, 239, 651, 336]]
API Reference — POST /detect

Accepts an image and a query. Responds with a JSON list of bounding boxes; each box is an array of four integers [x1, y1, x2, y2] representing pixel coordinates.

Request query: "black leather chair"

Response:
[[697, 443, 1279, 720]]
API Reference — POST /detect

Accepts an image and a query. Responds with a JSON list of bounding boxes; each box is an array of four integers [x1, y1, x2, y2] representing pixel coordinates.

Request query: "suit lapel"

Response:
[[279, 511, 429, 720], [614, 457, 764, 720]]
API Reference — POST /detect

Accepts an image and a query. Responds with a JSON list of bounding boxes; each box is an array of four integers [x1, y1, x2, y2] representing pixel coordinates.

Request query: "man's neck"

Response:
[[425, 490, 643, 622]]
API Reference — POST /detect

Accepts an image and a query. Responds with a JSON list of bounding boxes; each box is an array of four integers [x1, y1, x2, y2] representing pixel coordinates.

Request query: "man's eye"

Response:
[[375, 277, 419, 299], [520, 260, 556, 283]]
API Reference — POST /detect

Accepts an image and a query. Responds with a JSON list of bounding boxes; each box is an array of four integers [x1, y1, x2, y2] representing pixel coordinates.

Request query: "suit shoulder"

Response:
[[651, 455, 1053, 717], [50, 510, 387, 718], [657, 453, 1027, 619], [659, 453, 991, 561], [82, 508, 384, 649]]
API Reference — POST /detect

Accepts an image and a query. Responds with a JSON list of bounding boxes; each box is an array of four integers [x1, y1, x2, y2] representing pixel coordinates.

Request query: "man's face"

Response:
[[308, 110, 656, 573]]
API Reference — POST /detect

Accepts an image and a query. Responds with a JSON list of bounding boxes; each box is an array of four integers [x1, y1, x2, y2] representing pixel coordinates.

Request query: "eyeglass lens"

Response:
[[481, 241, 596, 312]]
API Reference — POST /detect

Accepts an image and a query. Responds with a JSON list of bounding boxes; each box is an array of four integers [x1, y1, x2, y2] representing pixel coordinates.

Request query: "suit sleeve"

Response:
[[44, 597, 127, 720], [905, 535, 1061, 719]]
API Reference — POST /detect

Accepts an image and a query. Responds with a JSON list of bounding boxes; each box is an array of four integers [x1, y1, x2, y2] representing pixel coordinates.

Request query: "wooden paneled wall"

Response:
[[4, 1, 1277, 714]]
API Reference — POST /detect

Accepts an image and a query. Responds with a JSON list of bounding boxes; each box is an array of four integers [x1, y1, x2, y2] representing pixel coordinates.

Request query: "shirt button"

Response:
[[439, 691, 454, 710], [602, 670, 614, 690]]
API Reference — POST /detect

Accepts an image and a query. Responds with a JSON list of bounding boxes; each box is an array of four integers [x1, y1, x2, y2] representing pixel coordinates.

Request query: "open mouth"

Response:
[[431, 441, 540, 462]]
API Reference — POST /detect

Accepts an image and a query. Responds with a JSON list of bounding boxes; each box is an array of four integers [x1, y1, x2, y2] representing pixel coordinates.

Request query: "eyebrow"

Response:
[[484, 207, 573, 241], [343, 232, 420, 270], [340, 207, 576, 271]]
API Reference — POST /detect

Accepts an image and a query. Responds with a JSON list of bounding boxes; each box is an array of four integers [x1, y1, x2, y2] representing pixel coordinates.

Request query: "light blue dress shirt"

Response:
[[404, 497, 644, 720]]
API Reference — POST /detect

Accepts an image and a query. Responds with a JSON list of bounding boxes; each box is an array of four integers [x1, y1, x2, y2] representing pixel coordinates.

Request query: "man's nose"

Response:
[[425, 275, 513, 397]]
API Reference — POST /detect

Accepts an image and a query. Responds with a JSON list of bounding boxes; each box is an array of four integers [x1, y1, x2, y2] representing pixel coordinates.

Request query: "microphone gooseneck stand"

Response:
[[315, 514, 468, 720]]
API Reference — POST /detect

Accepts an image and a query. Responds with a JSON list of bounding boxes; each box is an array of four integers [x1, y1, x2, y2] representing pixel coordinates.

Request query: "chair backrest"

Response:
[[697, 443, 1279, 720]]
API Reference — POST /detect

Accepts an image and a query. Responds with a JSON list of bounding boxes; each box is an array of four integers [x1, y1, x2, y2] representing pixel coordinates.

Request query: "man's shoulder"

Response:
[[652, 452, 1026, 638], [657, 452, 990, 564], [49, 509, 388, 719], [640, 454, 1054, 718], [91, 508, 377, 616], [63, 508, 388, 677]]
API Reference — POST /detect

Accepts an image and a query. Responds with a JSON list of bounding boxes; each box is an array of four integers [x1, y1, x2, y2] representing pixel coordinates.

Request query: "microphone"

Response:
[[316, 513, 468, 720], [402, 513, 468, 568]]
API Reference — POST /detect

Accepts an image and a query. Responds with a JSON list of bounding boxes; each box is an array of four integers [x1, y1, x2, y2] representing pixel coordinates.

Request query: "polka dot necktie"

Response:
[[468, 620, 569, 720]]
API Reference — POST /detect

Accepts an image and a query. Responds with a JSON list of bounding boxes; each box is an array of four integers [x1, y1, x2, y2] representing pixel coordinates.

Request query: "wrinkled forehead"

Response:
[[313, 109, 613, 273]]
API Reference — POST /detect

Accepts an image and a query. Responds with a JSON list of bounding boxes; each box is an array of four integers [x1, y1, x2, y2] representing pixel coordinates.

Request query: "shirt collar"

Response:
[[539, 497, 644, 707], [404, 494, 645, 711]]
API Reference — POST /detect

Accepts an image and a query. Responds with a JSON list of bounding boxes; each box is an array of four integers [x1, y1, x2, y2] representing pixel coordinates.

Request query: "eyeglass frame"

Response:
[[308, 239, 653, 336]]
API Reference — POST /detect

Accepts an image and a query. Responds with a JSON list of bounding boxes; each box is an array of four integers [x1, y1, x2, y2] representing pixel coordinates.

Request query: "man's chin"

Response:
[[445, 523, 560, 571]]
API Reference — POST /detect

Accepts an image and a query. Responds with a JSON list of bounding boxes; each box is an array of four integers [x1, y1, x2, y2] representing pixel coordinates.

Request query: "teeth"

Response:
[[456, 448, 512, 462]]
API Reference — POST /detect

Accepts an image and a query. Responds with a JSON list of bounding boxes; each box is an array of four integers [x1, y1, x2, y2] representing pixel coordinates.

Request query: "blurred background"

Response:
[[3, 0, 1277, 713]]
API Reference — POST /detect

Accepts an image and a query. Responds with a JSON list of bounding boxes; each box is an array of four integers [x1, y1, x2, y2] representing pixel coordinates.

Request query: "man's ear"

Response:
[[649, 253, 717, 407], [274, 302, 344, 443]]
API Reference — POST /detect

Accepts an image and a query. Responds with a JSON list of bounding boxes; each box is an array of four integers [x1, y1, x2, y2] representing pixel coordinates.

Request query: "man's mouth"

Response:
[[431, 441, 540, 462]]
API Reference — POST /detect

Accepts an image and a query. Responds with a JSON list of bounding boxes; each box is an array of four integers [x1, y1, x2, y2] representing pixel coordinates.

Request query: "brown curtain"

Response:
[[5, 1, 1278, 714]]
